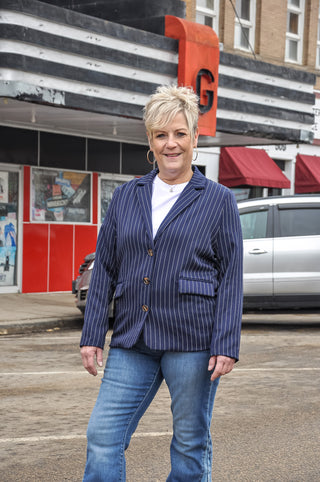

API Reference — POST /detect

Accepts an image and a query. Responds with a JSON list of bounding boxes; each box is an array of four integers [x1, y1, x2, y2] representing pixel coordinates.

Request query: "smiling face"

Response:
[[148, 112, 199, 184]]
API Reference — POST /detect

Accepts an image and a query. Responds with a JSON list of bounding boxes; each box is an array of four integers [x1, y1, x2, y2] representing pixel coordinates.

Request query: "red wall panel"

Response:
[[23, 166, 30, 222], [49, 224, 73, 291], [22, 223, 49, 292], [74, 225, 98, 279]]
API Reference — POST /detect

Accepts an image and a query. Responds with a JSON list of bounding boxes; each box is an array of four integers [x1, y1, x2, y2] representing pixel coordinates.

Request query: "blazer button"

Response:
[[147, 249, 153, 256], [143, 277, 150, 285], [142, 305, 149, 312]]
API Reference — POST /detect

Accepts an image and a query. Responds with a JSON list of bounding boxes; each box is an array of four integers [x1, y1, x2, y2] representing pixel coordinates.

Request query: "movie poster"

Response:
[[0, 216, 17, 286], [0, 170, 18, 286], [0, 171, 8, 203], [32, 168, 91, 222], [100, 179, 127, 222]]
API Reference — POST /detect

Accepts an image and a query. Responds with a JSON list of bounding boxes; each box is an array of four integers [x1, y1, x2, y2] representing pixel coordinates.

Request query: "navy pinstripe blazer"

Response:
[[80, 167, 243, 360]]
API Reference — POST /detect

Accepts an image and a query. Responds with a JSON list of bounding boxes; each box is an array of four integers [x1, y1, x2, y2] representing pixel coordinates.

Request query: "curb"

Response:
[[1, 314, 319, 336], [0, 316, 84, 336], [242, 313, 320, 325]]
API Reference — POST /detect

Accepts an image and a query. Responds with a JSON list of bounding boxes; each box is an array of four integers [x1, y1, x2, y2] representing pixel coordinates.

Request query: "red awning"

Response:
[[295, 154, 320, 193], [219, 147, 290, 188]]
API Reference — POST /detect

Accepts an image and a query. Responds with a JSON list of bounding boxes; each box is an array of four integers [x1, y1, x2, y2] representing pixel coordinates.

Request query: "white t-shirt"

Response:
[[152, 175, 189, 239]]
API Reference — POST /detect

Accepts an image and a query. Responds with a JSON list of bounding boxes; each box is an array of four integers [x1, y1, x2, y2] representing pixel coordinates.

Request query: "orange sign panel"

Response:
[[165, 16, 219, 137]]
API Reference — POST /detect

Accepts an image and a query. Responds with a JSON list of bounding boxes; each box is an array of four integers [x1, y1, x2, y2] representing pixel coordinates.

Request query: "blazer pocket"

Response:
[[114, 282, 125, 299], [178, 278, 216, 298]]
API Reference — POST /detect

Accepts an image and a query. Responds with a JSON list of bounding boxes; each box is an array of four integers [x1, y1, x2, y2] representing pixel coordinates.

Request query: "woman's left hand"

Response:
[[208, 355, 235, 381]]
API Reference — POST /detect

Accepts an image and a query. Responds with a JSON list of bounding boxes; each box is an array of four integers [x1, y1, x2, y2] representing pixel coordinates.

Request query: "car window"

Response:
[[278, 207, 320, 237], [239, 210, 269, 239]]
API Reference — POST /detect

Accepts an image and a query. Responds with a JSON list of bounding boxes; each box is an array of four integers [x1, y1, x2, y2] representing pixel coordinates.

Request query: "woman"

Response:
[[80, 85, 243, 481]]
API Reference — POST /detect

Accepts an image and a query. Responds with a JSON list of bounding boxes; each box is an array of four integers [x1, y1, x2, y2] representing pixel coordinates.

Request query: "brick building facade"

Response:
[[183, 0, 320, 199], [185, 0, 320, 80]]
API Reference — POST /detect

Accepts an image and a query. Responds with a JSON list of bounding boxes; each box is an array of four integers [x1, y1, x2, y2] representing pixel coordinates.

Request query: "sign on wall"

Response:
[[165, 16, 219, 137]]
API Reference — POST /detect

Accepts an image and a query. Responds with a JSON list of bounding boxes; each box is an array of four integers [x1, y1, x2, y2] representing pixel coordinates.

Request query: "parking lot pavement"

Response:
[[1, 324, 320, 481]]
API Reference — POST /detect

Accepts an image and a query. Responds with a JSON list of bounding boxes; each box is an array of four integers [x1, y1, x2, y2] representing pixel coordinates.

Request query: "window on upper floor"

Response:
[[285, 0, 305, 64], [316, 1, 320, 68], [196, 0, 220, 33], [234, 0, 256, 52]]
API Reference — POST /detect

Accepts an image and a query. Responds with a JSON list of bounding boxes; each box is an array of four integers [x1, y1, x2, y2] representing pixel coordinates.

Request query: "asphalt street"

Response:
[[1, 321, 320, 481]]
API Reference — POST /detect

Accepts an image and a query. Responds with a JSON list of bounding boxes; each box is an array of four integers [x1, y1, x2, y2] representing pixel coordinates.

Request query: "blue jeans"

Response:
[[83, 338, 219, 481]]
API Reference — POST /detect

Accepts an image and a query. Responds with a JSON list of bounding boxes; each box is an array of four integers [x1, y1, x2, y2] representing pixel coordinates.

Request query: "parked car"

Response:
[[72, 252, 95, 314], [73, 195, 320, 314], [72, 251, 114, 320], [238, 195, 320, 309]]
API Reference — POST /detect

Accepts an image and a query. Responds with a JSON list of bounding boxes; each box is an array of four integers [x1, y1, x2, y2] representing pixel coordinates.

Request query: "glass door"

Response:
[[0, 170, 19, 287]]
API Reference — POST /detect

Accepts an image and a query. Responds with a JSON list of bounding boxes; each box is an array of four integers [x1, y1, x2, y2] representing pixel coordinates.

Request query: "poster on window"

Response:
[[32, 168, 91, 222], [0, 171, 8, 203], [0, 217, 17, 286], [100, 179, 126, 222]]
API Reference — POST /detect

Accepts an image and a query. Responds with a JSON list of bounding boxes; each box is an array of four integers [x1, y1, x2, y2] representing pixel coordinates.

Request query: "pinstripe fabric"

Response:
[[80, 167, 243, 360]]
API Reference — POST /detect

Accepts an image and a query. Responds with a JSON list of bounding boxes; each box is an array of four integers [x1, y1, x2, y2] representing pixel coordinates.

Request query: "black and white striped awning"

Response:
[[0, 0, 315, 146]]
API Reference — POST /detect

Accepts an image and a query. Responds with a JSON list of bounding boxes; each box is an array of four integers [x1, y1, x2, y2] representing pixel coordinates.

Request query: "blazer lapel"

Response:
[[136, 170, 157, 242]]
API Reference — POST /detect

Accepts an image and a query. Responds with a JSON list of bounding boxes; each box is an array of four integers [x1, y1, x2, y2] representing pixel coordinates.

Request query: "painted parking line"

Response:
[[1, 367, 320, 377], [0, 335, 112, 342], [234, 367, 320, 371], [0, 371, 96, 376], [0, 432, 173, 444]]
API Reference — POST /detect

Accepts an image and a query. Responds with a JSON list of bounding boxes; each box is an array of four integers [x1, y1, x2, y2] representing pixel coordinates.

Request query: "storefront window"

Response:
[[231, 186, 276, 200], [100, 176, 133, 224], [0, 170, 19, 286], [32, 168, 91, 222], [230, 187, 251, 201]]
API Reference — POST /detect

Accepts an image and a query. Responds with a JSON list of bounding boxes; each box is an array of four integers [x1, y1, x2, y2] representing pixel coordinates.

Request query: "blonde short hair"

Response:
[[143, 85, 199, 141]]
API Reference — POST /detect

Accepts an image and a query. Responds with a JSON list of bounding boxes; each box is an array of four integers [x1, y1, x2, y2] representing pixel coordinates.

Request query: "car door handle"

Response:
[[248, 248, 268, 254]]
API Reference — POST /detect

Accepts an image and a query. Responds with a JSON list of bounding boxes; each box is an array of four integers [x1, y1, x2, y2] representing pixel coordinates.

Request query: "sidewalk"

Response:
[[0, 292, 83, 335], [0, 292, 319, 336]]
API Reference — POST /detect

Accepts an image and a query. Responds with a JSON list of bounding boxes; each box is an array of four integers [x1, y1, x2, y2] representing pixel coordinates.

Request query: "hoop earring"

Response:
[[192, 148, 198, 162], [147, 149, 155, 165]]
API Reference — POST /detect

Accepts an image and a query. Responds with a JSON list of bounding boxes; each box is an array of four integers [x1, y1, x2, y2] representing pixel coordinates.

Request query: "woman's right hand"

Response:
[[80, 346, 103, 376]]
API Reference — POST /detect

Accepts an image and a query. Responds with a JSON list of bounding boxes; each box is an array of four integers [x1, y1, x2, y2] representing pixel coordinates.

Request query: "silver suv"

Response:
[[238, 195, 320, 309]]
